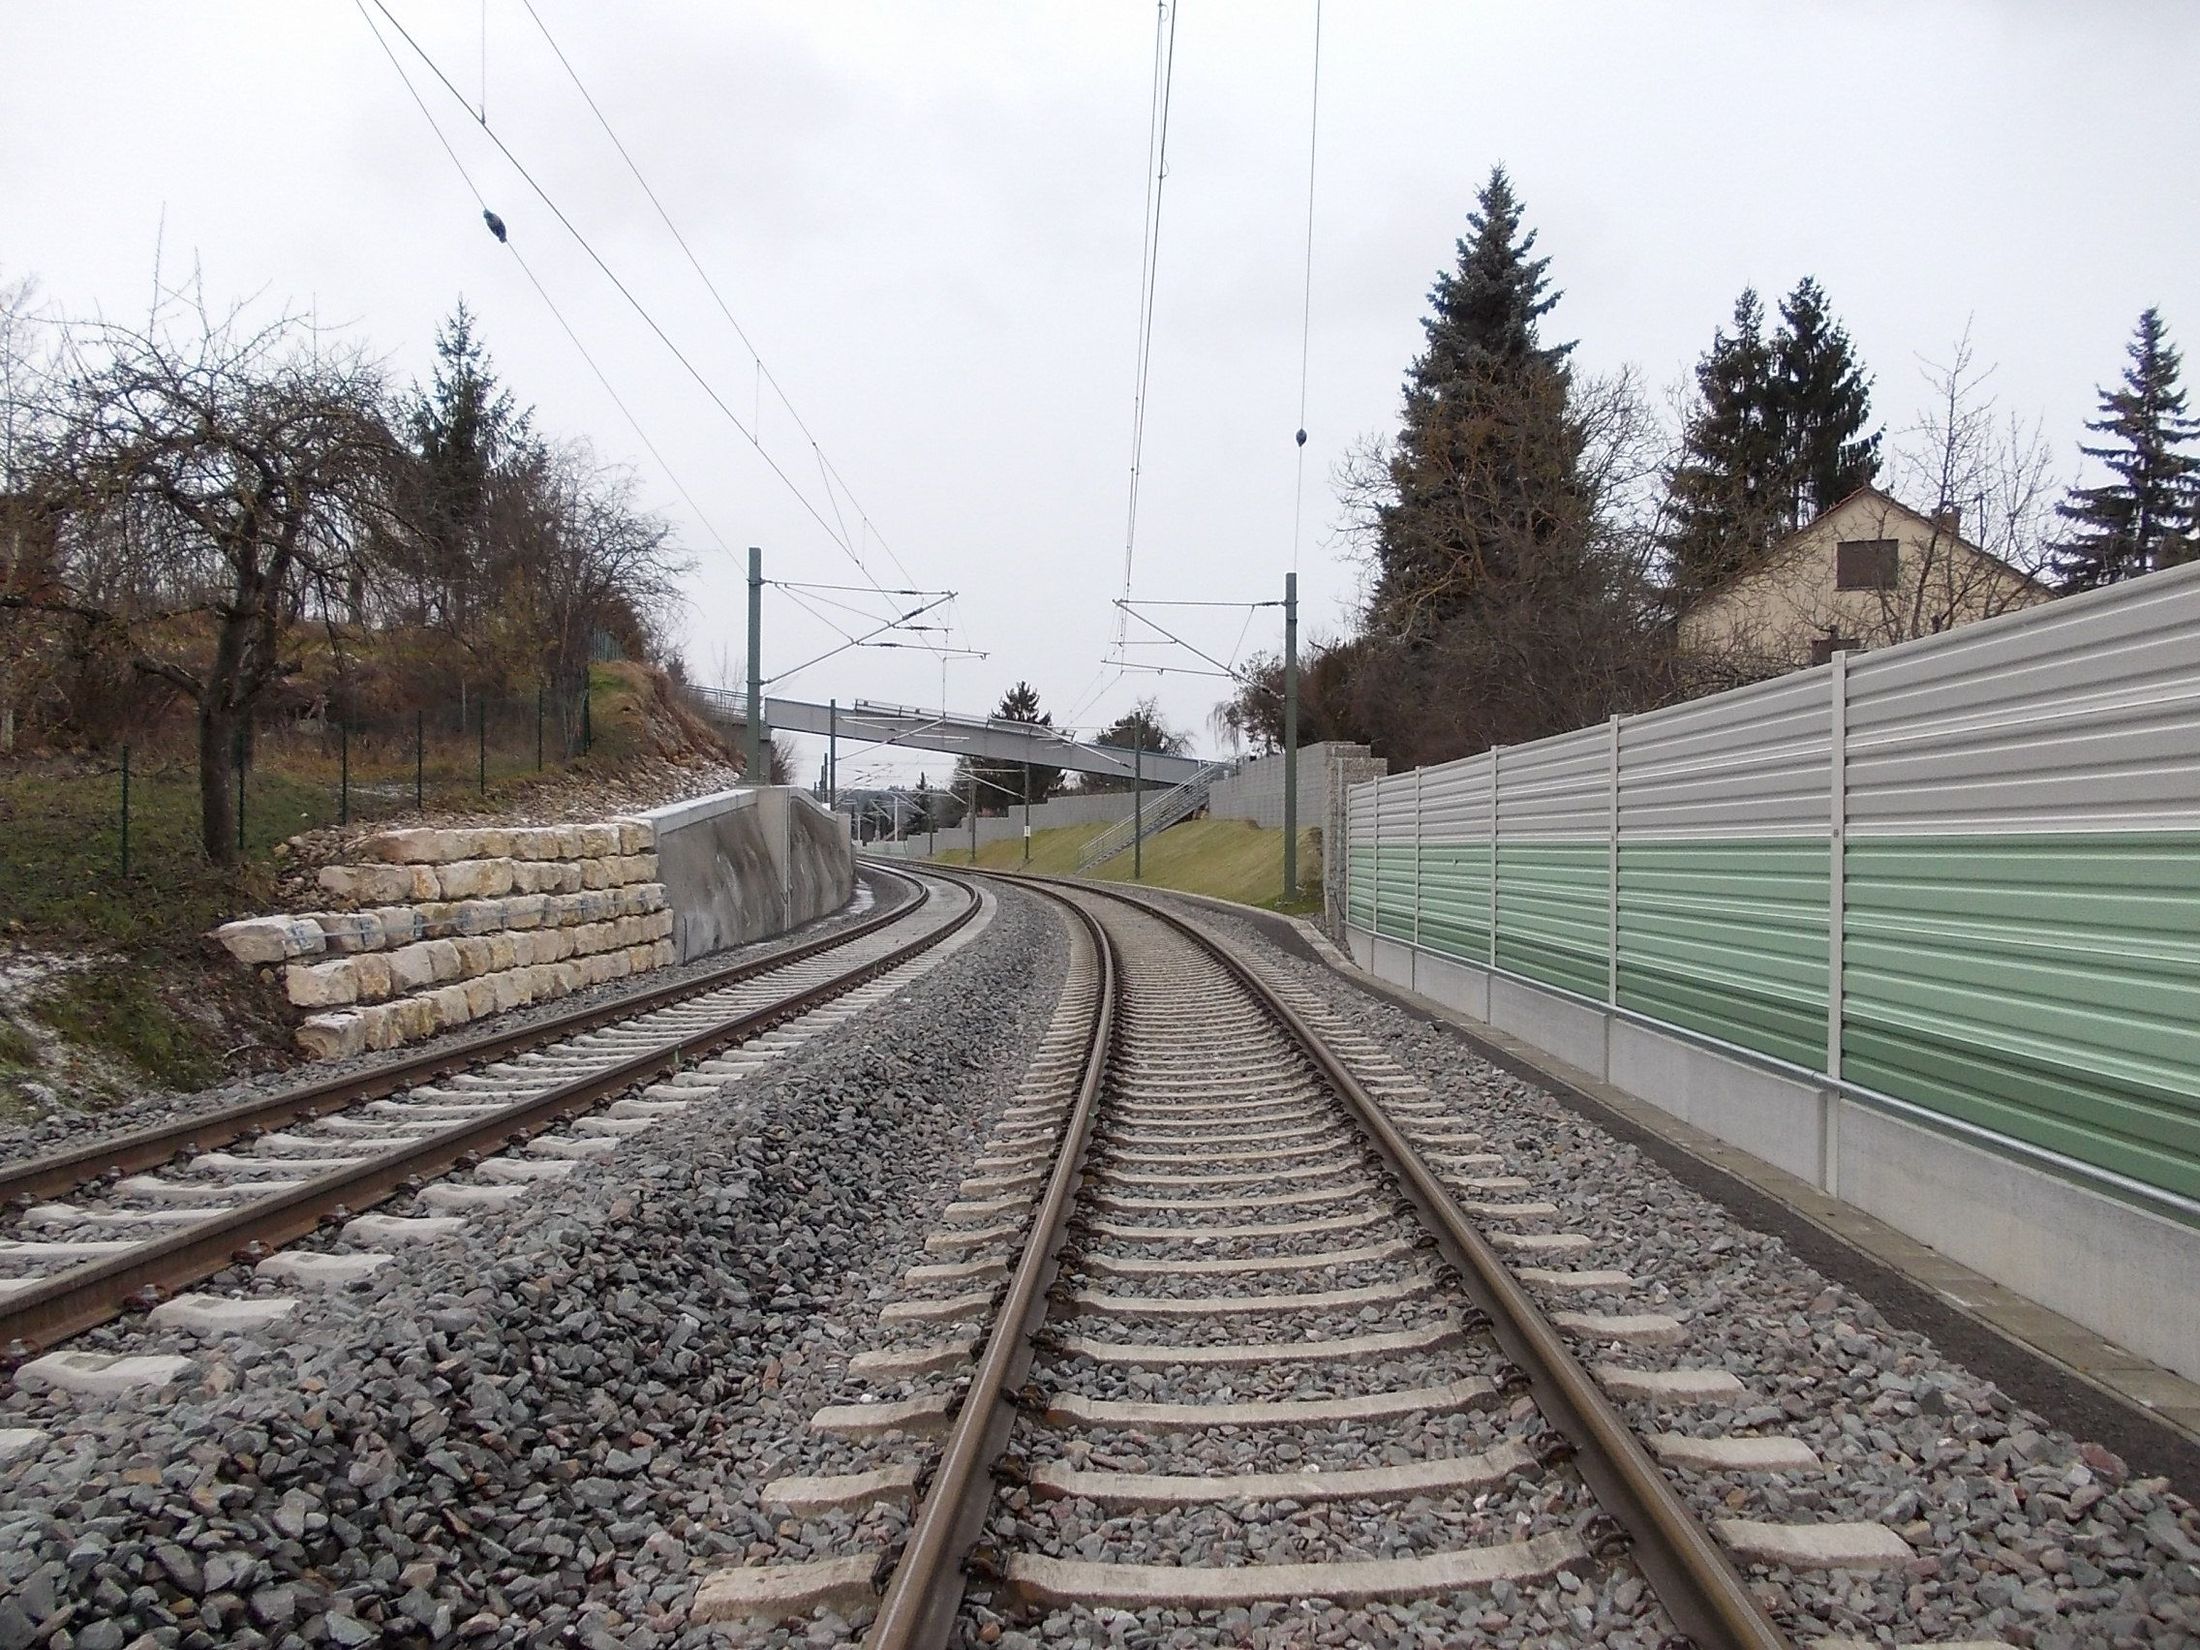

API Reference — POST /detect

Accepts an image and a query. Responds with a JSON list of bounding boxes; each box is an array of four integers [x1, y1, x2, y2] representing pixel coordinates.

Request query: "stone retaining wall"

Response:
[[215, 818, 676, 1060]]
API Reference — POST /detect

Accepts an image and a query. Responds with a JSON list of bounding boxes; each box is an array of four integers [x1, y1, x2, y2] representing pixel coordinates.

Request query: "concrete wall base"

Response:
[[1346, 924, 2200, 1384], [645, 788, 856, 961]]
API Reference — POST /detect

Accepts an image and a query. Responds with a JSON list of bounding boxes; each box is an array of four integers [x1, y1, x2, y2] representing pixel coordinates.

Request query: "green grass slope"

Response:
[[933, 816, 1321, 914]]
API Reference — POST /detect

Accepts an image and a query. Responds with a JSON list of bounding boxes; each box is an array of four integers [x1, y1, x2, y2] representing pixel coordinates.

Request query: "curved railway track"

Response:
[[0, 866, 979, 1374], [722, 867, 1795, 1648]]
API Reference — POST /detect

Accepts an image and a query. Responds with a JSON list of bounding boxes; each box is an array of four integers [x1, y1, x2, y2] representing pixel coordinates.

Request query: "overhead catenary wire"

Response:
[[365, 0, 929, 627], [352, 0, 735, 560], [1291, 0, 1322, 578], [1115, 0, 1181, 649], [516, 0, 930, 603]]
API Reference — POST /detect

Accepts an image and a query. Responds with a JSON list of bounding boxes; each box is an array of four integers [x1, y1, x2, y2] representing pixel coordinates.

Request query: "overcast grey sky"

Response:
[[5, 3, 2196, 789]]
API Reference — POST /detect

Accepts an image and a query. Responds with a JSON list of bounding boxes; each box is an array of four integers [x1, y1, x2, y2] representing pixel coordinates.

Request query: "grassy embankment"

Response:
[[0, 663, 651, 1118], [931, 816, 1322, 915]]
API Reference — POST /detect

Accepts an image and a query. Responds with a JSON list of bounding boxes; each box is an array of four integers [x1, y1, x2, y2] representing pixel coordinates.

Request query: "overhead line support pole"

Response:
[[1283, 570, 1299, 902], [1133, 724, 1144, 882], [828, 698, 838, 808], [746, 545, 765, 783]]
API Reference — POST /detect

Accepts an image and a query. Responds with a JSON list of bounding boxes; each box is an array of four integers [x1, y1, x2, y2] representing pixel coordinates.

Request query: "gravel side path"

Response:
[[0, 880, 1067, 1650], [0, 870, 906, 1163], [1151, 898, 2200, 1650]]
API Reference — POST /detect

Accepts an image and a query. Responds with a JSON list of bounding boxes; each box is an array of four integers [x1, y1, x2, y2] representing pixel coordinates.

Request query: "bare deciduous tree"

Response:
[[9, 288, 394, 860]]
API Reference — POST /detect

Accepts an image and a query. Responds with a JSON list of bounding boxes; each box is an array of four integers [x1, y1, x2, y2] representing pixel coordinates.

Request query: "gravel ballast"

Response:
[[0, 879, 1067, 1650]]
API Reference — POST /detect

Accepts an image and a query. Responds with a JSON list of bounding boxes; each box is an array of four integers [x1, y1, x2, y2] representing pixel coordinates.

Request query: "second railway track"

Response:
[[707, 871, 1808, 1648], [0, 866, 981, 1378]]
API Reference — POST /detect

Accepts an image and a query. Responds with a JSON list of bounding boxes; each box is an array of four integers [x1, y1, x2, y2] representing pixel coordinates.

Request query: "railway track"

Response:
[[709, 871, 1826, 1647], [0, 866, 981, 1382]]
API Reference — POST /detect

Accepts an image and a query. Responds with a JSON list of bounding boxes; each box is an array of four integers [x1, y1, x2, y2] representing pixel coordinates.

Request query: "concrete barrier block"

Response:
[[286, 958, 359, 1008], [388, 942, 442, 994], [295, 1012, 365, 1059], [437, 859, 517, 901], [214, 916, 327, 964], [351, 953, 394, 1003]]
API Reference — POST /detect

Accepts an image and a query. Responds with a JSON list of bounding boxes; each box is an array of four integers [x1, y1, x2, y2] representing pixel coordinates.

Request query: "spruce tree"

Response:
[[2053, 308, 2200, 590], [405, 300, 532, 630], [1374, 166, 1586, 634], [961, 680, 1062, 812], [1772, 277, 1879, 525], [1664, 289, 1783, 592]]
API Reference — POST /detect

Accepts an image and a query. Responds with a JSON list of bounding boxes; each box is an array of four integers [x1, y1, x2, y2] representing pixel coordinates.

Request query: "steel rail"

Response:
[[912, 868, 1789, 1650], [1, 869, 927, 1209], [0, 872, 976, 1368], [863, 890, 1117, 1650]]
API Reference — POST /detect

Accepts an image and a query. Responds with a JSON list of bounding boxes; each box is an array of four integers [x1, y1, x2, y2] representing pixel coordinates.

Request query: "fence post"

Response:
[[477, 698, 488, 796], [536, 685, 545, 771], [235, 719, 247, 854], [1607, 714, 1621, 1005], [339, 719, 350, 828], [581, 679, 592, 755], [415, 709, 424, 812], [119, 745, 130, 879], [1371, 779, 1381, 939], [1412, 767, 1423, 949], [1487, 746, 1500, 968], [1827, 650, 1848, 1080]]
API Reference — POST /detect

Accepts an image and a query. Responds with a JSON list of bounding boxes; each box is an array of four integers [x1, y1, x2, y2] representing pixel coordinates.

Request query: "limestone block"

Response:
[[451, 899, 504, 937], [392, 996, 439, 1042], [454, 936, 497, 979], [535, 928, 571, 963], [318, 863, 424, 906], [371, 906, 426, 947], [487, 933, 519, 972], [430, 984, 473, 1031], [552, 825, 587, 859], [529, 963, 564, 1001], [509, 826, 553, 860], [436, 859, 517, 901], [388, 942, 442, 994], [312, 911, 385, 954], [357, 1002, 403, 1051], [632, 884, 668, 914], [614, 817, 655, 854], [543, 862, 584, 894], [576, 823, 620, 857], [653, 938, 677, 968], [360, 827, 464, 864], [579, 858, 612, 891], [502, 894, 548, 931], [491, 970, 532, 1012], [351, 953, 395, 1003], [463, 976, 499, 1018], [644, 909, 676, 943], [295, 1012, 366, 1059], [424, 938, 463, 983], [413, 901, 461, 938], [582, 953, 614, 986], [509, 860, 544, 895], [556, 961, 587, 995], [286, 958, 360, 1009], [214, 916, 327, 965], [474, 827, 514, 859], [508, 931, 538, 969], [602, 949, 632, 980]]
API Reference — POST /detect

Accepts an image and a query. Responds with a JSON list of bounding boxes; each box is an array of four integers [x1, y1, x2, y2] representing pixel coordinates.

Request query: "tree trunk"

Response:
[[200, 697, 238, 865]]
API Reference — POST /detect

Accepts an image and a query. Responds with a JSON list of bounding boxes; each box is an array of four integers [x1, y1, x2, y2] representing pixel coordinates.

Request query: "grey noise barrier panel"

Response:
[[642, 787, 857, 961]]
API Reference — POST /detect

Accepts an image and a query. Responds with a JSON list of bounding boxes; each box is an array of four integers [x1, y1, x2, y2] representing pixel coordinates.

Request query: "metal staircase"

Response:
[[1075, 760, 1235, 871]]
